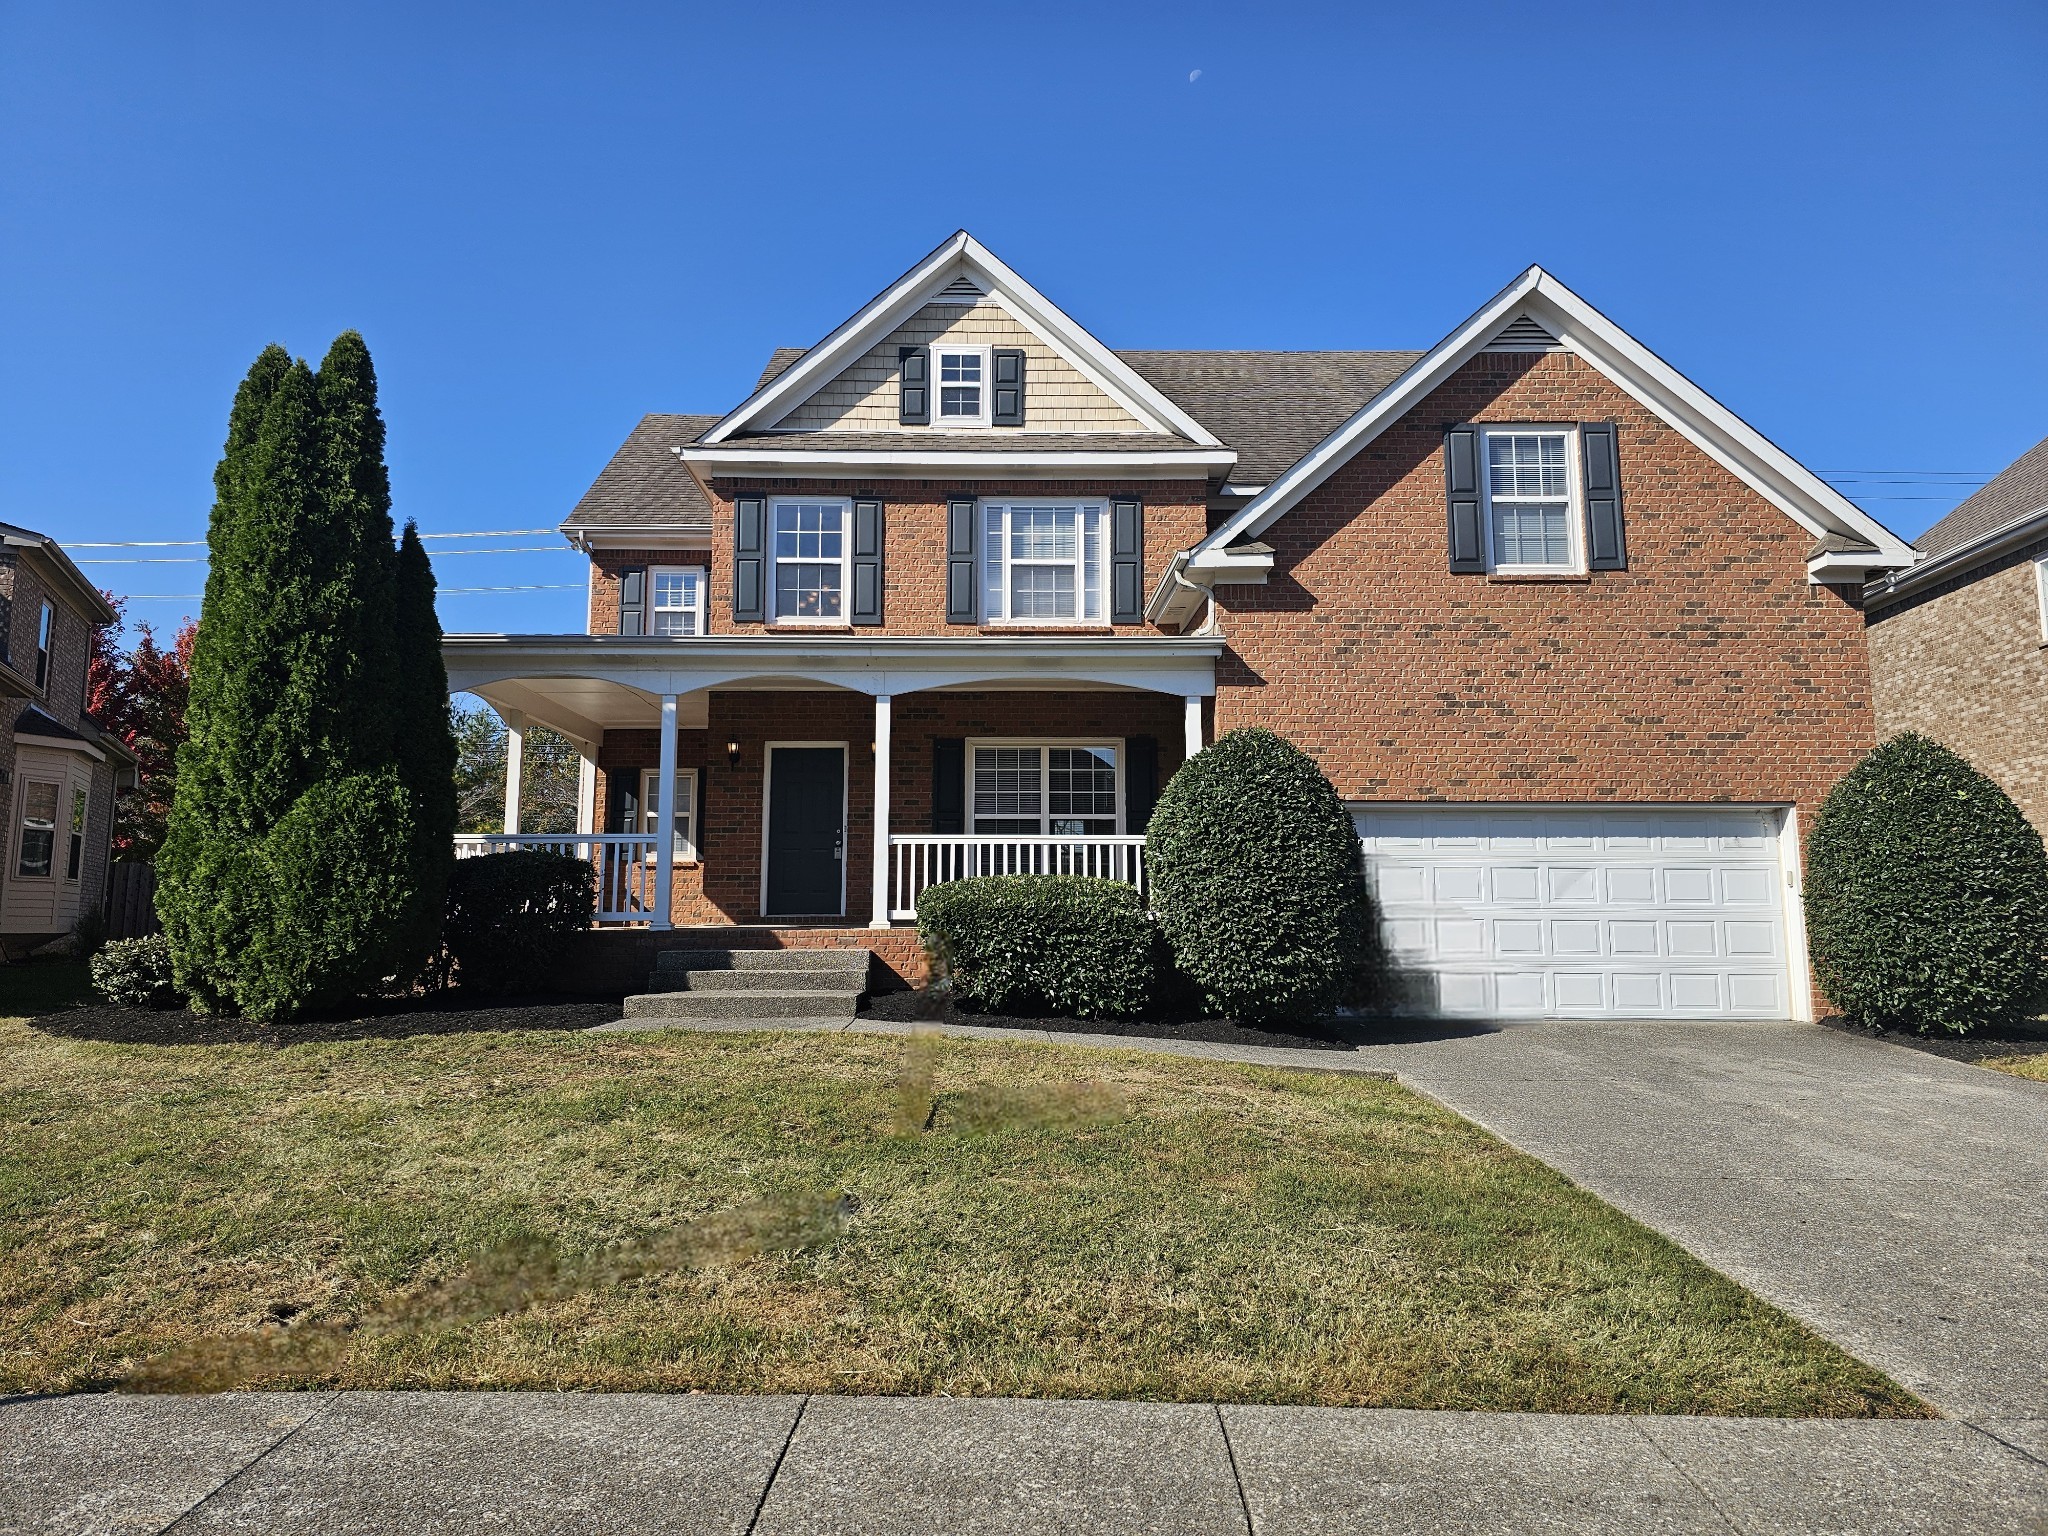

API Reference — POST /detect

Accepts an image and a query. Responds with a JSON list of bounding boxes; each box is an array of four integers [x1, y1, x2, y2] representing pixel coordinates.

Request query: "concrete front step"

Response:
[[651, 947, 872, 975], [622, 989, 860, 1022], [649, 968, 868, 995]]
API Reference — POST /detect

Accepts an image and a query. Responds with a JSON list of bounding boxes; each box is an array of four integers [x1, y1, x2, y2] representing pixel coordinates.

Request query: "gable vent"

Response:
[[1485, 314, 1564, 352], [931, 274, 987, 304]]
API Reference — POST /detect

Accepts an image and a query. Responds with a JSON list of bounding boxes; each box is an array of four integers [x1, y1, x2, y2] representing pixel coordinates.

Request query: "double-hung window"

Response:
[[970, 742, 1120, 835], [34, 601, 52, 690], [1482, 428, 1583, 573], [2035, 554, 2048, 643], [982, 501, 1109, 624], [65, 786, 87, 879], [16, 780, 56, 878], [637, 766, 699, 860], [770, 498, 850, 624], [649, 565, 706, 636], [934, 345, 989, 426]]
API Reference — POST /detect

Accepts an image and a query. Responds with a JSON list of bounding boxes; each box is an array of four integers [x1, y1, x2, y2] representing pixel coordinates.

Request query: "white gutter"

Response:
[[1865, 504, 2048, 609]]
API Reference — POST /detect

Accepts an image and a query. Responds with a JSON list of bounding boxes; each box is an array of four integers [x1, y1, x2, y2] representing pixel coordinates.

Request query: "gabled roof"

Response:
[[0, 521, 119, 623], [1187, 266, 1917, 577], [698, 231, 1223, 448], [561, 414, 719, 543], [1914, 431, 2048, 558]]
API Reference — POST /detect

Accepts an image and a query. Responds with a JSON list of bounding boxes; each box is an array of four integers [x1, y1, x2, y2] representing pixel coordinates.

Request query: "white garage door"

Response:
[[1353, 805, 1794, 1020]]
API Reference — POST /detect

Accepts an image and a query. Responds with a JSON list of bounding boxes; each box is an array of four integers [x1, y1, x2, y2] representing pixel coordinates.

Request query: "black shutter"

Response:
[[617, 567, 645, 636], [991, 348, 1025, 426], [933, 737, 965, 833], [605, 767, 640, 834], [1580, 422, 1627, 571], [733, 494, 766, 621], [1110, 497, 1144, 623], [945, 497, 978, 624], [1123, 736, 1158, 832], [1444, 427, 1485, 573], [898, 346, 931, 425], [851, 496, 884, 625]]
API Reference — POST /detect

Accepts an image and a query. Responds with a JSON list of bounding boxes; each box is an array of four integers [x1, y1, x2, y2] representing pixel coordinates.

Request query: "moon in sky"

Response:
[[1189, 69, 1202, 82]]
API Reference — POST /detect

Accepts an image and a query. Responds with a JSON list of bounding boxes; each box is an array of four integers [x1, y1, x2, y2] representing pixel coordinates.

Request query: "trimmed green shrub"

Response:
[[1806, 732, 2048, 1035], [445, 851, 596, 995], [919, 875, 1157, 1019], [89, 935, 181, 1009], [1146, 727, 1380, 1024]]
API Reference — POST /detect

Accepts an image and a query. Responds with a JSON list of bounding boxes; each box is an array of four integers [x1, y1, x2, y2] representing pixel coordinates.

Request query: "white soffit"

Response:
[[1191, 266, 1915, 570], [698, 231, 1223, 448]]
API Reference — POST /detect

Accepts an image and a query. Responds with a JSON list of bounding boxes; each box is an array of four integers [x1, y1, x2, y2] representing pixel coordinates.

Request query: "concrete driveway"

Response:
[[1354, 1017, 2048, 1423]]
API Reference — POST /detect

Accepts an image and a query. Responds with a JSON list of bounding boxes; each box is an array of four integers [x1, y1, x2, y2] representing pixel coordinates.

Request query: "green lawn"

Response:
[[0, 1010, 1921, 1415]]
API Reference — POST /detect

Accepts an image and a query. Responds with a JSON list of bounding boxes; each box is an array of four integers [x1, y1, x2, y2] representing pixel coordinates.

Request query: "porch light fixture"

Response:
[[726, 740, 740, 770]]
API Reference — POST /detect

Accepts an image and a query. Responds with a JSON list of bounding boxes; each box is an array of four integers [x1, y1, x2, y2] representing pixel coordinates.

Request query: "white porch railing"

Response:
[[454, 833, 665, 924], [887, 834, 1148, 921]]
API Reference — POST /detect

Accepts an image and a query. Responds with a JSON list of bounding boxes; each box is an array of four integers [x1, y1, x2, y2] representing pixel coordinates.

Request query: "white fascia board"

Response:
[[16, 728, 106, 761], [1194, 266, 1917, 568], [561, 525, 711, 551], [680, 446, 1235, 479], [699, 231, 1223, 447], [1865, 503, 2048, 607]]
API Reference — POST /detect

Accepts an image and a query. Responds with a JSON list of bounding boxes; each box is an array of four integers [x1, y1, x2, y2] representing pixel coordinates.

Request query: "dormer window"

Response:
[[935, 346, 990, 427]]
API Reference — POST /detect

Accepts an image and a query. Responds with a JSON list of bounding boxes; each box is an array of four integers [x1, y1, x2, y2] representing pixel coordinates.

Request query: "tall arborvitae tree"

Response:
[[393, 521, 458, 970], [158, 335, 453, 1020]]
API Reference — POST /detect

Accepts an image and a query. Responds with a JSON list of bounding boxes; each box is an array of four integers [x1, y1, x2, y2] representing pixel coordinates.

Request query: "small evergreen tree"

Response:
[[1806, 733, 2048, 1035], [393, 522, 458, 970], [158, 335, 454, 1020], [1145, 728, 1381, 1024]]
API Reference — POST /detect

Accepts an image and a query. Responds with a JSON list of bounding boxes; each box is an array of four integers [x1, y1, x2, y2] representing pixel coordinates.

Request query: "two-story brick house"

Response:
[[446, 233, 1915, 1020], [0, 522, 132, 954]]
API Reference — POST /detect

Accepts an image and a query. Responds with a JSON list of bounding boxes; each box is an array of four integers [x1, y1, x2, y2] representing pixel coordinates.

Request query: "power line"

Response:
[[63, 527, 561, 550], [118, 583, 582, 600]]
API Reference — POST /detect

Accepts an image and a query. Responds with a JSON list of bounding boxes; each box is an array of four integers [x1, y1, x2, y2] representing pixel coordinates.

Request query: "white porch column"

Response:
[[575, 747, 598, 836], [500, 708, 525, 835], [652, 694, 678, 931], [869, 693, 892, 928], [1183, 694, 1204, 763]]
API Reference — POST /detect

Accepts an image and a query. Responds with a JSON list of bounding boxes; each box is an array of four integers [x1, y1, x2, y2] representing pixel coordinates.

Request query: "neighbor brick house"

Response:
[[1864, 432, 2048, 834], [0, 522, 133, 954], [447, 233, 1916, 1020]]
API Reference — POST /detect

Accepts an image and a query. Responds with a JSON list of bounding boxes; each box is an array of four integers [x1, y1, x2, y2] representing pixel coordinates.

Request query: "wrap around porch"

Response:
[[444, 634, 1222, 931]]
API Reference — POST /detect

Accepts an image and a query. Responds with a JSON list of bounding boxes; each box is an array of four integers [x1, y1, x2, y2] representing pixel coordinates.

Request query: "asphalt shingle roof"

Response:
[[1914, 432, 2048, 558], [562, 414, 720, 533]]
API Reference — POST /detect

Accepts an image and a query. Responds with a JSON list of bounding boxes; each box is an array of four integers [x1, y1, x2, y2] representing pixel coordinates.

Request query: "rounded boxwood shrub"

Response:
[[918, 875, 1156, 1019], [89, 934, 182, 1009], [444, 850, 596, 996], [1146, 727, 1379, 1024], [1806, 732, 2048, 1035]]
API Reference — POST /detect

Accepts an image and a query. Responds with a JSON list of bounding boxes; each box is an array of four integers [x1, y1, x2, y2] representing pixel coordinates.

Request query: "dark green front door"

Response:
[[766, 747, 845, 916]]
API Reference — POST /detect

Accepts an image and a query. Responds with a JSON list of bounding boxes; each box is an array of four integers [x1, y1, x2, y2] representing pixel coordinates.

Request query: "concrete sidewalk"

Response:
[[6, 1391, 2047, 1535]]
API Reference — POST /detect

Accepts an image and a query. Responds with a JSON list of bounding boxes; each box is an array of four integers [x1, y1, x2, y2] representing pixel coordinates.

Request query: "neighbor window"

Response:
[[17, 780, 57, 878], [771, 499, 850, 623], [637, 766, 699, 861], [981, 501, 1109, 624], [2036, 554, 2048, 643], [649, 565, 706, 636], [65, 786, 87, 879], [935, 346, 989, 426], [970, 742, 1120, 835], [1482, 428, 1581, 572], [34, 600, 53, 690]]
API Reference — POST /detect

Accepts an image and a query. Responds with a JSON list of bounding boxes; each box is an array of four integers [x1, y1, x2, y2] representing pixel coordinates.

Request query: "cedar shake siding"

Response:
[[1212, 351, 1875, 831], [1867, 531, 2048, 835]]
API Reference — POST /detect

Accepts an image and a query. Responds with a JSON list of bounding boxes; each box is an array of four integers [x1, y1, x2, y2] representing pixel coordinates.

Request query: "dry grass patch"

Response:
[[0, 1013, 1921, 1415], [1986, 1053, 2048, 1082]]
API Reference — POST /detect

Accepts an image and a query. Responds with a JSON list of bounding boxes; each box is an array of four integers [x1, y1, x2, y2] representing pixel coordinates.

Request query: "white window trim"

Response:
[[648, 564, 708, 637], [932, 343, 992, 429], [34, 599, 53, 693], [2035, 553, 2048, 644], [980, 498, 1112, 629], [15, 774, 59, 881], [767, 496, 854, 628], [638, 765, 700, 862], [1480, 425, 1587, 576], [966, 738, 1124, 836]]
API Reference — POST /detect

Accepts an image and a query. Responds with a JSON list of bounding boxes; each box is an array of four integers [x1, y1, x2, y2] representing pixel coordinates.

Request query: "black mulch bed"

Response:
[[1817, 1011, 2048, 1065], [857, 987, 1356, 1051], [27, 992, 624, 1047]]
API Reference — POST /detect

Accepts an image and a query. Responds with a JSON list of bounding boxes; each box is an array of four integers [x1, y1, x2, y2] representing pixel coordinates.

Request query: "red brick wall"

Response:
[[584, 482, 1207, 637]]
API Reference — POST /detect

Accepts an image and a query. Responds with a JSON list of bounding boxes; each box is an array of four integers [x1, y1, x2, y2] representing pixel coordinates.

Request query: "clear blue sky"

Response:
[[4, 0, 2043, 638]]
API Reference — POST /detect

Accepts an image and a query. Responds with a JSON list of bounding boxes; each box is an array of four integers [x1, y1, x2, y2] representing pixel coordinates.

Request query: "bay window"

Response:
[[970, 741, 1120, 835], [981, 501, 1109, 624]]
